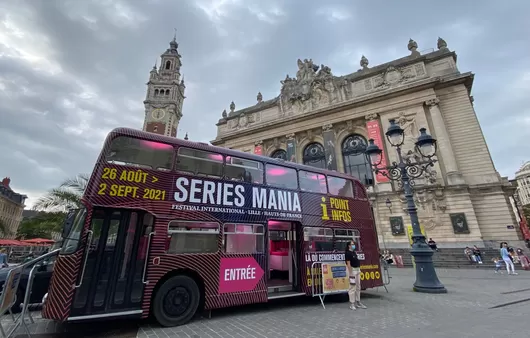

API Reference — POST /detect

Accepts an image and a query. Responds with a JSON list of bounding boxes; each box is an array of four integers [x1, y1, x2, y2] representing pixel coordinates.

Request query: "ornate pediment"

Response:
[[227, 112, 261, 131], [280, 59, 346, 115], [372, 65, 415, 90]]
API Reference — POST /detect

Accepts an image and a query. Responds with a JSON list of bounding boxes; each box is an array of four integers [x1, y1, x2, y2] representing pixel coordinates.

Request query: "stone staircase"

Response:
[[387, 247, 505, 269]]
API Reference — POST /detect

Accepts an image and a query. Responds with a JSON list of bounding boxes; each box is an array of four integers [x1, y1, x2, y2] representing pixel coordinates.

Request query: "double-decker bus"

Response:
[[42, 128, 382, 327]]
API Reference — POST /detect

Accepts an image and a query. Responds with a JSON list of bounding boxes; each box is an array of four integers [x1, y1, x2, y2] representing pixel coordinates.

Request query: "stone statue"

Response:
[[257, 92, 263, 103], [408, 38, 420, 57], [360, 55, 369, 69], [230, 101, 235, 113], [437, 37, 448, 50], [222, 109, 227, 118]]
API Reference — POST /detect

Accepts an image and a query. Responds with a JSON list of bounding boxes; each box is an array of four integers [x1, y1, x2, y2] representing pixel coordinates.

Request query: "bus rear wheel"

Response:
[[152, 275, 200, 327]]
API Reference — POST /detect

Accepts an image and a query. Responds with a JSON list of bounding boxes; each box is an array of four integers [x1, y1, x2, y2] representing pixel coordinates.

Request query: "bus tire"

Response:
[[152, 275, 200, 327]]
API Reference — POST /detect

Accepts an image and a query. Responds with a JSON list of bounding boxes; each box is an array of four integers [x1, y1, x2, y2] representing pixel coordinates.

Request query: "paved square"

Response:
[[137, 268, 530, 338], [4, 268, 530, 337]]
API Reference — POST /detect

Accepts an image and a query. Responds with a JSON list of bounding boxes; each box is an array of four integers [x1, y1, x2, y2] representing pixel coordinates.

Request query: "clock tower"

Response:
[[143, 35, 185, 137]]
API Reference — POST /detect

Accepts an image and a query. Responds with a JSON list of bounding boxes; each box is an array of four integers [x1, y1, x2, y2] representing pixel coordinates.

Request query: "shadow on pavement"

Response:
[[15, 319, 141, 338]]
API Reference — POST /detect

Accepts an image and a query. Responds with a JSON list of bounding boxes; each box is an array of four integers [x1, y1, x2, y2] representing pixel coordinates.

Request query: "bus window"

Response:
[[167, 221, 219, 254], [224, 223, 264, 253], [303, 227, 333, 252], [105, 136, 173, 170], [299, 170, 327, 193], [334, 229, 361, 251], [176, 148, 223, 178], [225, 156, 264, 184], [327, 176, 354, 198], [266, 164, 298, 190]]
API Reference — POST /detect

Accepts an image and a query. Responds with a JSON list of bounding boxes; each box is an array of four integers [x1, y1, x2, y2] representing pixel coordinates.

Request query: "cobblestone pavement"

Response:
[[4, 268, 530, 337], [138, 268, 530, 338]]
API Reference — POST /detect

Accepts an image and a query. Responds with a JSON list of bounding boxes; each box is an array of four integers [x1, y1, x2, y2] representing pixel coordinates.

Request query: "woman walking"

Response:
[[345, 241, 366, 310], [501, 242, 518, 275]]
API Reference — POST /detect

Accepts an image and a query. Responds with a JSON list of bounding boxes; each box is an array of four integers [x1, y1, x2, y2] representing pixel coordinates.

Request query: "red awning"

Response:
[[0, 239, 24, 246], [20, 238, 55, 245]]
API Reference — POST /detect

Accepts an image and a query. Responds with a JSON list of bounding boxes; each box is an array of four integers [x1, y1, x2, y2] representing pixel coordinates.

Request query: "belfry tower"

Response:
[[142, 34, 185, 137]]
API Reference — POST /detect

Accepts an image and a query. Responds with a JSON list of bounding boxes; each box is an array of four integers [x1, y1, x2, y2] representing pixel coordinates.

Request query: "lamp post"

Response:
[[365, 119, 447, 293]]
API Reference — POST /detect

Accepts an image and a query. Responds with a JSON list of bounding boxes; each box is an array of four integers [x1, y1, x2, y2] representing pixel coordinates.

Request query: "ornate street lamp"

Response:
[[365, 119, 447, 293]]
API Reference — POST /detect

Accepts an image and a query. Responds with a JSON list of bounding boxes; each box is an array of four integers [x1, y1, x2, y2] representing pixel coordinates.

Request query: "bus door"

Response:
[[70, 208, 153, 319], [288, 222, 300, 290]]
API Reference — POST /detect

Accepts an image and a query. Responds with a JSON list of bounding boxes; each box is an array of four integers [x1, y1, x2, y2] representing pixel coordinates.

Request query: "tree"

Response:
[[0, 219, 9, 238], [16, 212, 66, 240], [33, 174, 89, 211]]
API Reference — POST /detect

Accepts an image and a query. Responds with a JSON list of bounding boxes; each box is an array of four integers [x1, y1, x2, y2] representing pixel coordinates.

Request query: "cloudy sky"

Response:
[[1, 0, 529, 208]]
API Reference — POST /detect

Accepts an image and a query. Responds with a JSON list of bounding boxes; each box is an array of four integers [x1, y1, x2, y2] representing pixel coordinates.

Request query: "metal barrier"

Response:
[[0, 249, 60, 338], [310, 261, 352, 310], [377, 259, 391, 293]]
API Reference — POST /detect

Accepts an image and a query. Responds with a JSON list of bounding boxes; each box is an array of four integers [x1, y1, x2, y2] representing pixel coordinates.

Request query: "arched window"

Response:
[[341, 134, 373, 186], [271, 149, 287, 160], [165, 61, 171, 70], [165, 89, 170, 96], [154, 89, 159, 96], [303, 143, 326, 169]]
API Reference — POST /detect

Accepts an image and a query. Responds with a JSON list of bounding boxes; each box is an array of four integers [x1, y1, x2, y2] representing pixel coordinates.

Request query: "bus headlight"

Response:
[[42, 293, 48, 304]]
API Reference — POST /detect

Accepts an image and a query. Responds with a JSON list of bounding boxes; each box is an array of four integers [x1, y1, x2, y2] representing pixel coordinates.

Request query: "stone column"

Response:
[[425, 98, 464, 185]]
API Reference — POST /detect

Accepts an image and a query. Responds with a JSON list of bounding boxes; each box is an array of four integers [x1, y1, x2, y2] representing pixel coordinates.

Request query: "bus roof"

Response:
[[104, 127, 365, 186]]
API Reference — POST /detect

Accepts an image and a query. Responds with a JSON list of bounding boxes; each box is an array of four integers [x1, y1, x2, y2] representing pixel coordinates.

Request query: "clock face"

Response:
[[151, 109, 165, 120]]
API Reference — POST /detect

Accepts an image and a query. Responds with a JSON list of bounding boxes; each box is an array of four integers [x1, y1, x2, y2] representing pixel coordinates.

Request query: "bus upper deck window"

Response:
[[266, 164, 298, 190], [327, 176, 354, 198], [299, 170, 327, 194], [225, 156, 264, 184], [176, 148, 223, 178], [105, 136, 173, 170]]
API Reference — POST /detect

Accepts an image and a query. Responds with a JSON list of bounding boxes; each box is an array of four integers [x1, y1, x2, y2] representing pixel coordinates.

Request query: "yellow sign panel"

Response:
[[321, 262, 349, 294], [406, 224, 427, 246], [406, 225, 427, 267]]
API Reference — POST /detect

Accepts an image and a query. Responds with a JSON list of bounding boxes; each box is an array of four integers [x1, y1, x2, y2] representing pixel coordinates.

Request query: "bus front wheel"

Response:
[[152, 275, 200, 327]]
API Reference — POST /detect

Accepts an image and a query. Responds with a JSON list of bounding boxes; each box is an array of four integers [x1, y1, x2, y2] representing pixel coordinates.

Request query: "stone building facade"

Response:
[[142, 35, 186, 137], [211, 38, 521, 248], [514, 162, 530, 206], [0, 177, 27, 239]]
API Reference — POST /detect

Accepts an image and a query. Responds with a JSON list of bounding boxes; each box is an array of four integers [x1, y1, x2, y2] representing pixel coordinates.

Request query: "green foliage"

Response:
[[0, 219, 8, 237], [33, 174, 89, 211], [17, 212, 66, 240]]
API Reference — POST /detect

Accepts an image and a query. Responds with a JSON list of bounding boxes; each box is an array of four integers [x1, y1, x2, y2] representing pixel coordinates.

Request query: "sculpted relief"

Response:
[[227, 112, 261, 130], [280, 59, 345, 115]]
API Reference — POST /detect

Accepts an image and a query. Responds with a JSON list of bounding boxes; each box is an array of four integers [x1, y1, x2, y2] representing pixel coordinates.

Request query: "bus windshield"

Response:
[[60, 208, 87, 255]]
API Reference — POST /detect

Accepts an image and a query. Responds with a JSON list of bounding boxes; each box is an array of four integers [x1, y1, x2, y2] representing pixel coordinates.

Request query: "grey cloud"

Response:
[[1, 0, 529, 207]]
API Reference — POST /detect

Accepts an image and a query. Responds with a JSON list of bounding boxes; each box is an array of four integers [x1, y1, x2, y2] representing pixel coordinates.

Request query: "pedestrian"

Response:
[[345, 240, 366, 310], [500, 242, 518, 275], [492, 257, 503, 274], [0, 248, 8, 268], [473, 246, 483, 264], [428, 238, 439, 252], [464, 247, 475, 264]]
